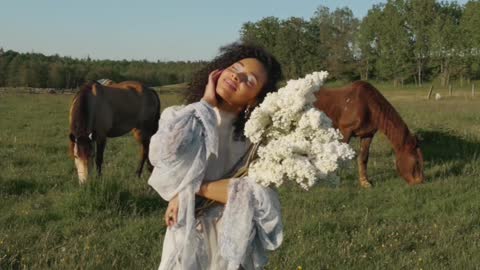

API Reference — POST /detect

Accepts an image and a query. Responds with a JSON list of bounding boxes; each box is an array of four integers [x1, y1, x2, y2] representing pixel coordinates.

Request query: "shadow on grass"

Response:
[[0, 176, 57, 196], [1, 179, 37, 196], [345, 128, 480, 185], [342, 137, 399, 186], [417, 128, 480, 178]]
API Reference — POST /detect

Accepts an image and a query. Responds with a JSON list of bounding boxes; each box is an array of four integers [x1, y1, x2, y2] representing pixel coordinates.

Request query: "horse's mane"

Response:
[[352, 81, 415, 151], [69, 82, 94, 156]]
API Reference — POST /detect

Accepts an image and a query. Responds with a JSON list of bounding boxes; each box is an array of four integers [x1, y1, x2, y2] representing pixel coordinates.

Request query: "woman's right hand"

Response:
[[165, 194, 179, 227], [202, 69, 223, 107]]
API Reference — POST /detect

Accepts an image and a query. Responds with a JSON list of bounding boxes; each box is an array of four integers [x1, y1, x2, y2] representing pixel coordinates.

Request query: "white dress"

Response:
[[148, 100, 283, 270]]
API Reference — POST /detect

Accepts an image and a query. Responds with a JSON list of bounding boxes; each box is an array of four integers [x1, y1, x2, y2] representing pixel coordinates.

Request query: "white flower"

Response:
[[244, 108, 271, 143], [244, 71, 354, 190]]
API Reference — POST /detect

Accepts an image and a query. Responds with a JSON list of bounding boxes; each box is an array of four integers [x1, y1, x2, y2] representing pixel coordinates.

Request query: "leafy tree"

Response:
[[375, 0, 415, 86], [310, 6, 359, 80], [240, 17, 281, 55], [356, 5, 383, 80], [6, 54, 26, 87], [26, 59, 48, 88], [429, 1, 463, 86], [274, 17, 310, 78], [460, 0, 480, 81], [405, 0, 437, 85]]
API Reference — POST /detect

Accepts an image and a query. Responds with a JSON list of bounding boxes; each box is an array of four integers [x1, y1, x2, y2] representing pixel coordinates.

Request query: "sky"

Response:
[[0, 0, 468, 62]]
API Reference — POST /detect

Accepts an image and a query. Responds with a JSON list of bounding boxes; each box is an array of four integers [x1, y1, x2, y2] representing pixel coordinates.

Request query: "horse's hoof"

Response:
[[359, 179, 373, 188], [408, 177, 424, 186]]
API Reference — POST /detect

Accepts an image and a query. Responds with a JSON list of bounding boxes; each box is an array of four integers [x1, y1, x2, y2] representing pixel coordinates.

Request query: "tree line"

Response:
[[0, 49, 205, 89], [240, 0, 480, 86]]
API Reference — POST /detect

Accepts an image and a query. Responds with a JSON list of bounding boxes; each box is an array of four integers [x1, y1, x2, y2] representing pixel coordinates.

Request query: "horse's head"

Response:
[[396, 134, 424, 185], [69, 132, 95, 184]]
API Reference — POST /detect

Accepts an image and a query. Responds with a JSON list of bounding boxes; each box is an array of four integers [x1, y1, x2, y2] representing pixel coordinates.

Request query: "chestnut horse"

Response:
[[69, 80, 161, 183], [315, 81, 424, 187]]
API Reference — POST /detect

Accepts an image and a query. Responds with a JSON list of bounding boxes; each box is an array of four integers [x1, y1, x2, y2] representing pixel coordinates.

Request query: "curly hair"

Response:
[[185, 42, 283, 140]]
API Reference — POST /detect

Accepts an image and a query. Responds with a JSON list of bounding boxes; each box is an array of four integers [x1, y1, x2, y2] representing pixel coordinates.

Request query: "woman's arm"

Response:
[[166, 179, 230, 227], [197, 179, 231, 204]]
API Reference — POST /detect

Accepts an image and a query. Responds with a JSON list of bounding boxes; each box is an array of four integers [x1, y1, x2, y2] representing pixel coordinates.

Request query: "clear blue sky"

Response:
[[0, 0, 468, 62]]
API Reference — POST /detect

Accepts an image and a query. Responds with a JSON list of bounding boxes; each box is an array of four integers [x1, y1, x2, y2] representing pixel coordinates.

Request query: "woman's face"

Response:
[[215, 58, 268, 108]]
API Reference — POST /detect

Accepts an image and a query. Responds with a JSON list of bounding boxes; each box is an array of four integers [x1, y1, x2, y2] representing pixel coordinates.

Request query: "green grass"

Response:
[[1, 87, 480, 269]]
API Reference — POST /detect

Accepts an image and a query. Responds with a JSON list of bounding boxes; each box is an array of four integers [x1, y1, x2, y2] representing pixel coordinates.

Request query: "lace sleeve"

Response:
[[147, 100, 221, 270], [149, 100, 217, 167], [148, 100, 218, 201], [220, 177, 283, 270]]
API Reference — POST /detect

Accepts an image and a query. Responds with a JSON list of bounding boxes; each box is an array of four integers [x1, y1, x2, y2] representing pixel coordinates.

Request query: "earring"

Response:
[[244, 105, 251, 120]]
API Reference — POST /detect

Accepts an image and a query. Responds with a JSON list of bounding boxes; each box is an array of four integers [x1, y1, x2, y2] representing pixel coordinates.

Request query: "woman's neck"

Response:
[[217, 99, 243, 115]]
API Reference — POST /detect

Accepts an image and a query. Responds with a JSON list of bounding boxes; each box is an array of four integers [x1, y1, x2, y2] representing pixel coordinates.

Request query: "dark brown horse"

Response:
[[315, 81, 424, 187], [69, 80, 160, 183]]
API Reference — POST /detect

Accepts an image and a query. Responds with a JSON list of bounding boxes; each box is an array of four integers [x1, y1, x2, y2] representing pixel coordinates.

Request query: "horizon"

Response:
[[0, 0, 396, 62], [0, 0, 469, 62]]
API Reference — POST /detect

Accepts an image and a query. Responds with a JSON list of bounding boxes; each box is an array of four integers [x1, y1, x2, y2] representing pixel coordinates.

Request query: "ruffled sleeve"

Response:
[[148, 100, 218, 201], [148, 100, 220, 269], [220, 177, 283, 270]]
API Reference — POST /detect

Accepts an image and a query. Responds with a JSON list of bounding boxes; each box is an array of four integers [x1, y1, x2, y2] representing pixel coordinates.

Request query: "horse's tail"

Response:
[[353, 81, 412, 149], [150, 87, 161, 132]]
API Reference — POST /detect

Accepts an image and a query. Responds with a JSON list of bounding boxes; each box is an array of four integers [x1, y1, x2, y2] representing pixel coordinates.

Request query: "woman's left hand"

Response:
[[165, 194, 179, 227]]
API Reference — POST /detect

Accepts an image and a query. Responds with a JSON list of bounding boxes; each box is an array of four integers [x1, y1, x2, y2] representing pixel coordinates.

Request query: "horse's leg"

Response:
[[96, 138, 107, 176], [143, 135, 153, 173], [358, 136, 373, 188], [133, 129, 151, 177], [139, 136, 153, 176], [341, 130, 353, 144]]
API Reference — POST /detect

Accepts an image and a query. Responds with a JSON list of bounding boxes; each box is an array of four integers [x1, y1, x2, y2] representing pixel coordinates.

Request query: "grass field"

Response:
[[1, 84, 479, 269]]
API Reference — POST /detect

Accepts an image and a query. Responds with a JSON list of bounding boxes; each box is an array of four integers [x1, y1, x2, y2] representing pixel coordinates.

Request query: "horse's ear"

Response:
[[69, 133, 76, 142]]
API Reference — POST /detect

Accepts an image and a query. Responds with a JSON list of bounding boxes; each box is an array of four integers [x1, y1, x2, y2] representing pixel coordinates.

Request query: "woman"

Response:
[[148, 43, 283, 270]]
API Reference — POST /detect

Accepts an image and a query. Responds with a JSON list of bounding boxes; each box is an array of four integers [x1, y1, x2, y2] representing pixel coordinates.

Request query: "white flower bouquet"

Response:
[[241, 71, 355, 190]]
